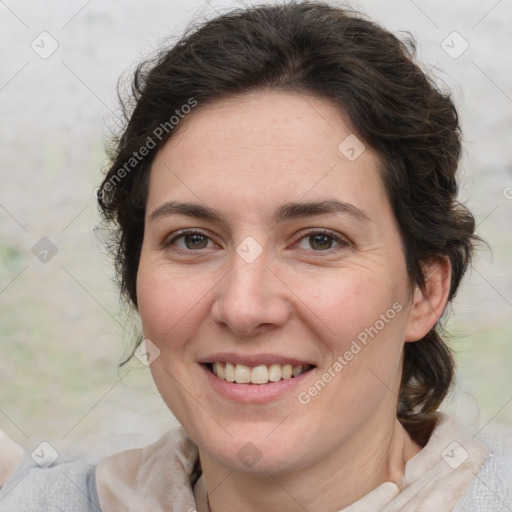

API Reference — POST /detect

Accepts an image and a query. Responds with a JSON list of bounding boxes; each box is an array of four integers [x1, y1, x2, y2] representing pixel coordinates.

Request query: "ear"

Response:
[[404, 256, 452, 342]]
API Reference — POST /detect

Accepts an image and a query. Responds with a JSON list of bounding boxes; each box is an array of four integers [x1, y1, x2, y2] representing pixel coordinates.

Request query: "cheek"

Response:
[[293, 272, 409, 422], [295, 265, 407, 343], [136, 256, 214, 355], [136, 258, 181, 341], [289, 262, 411, 402]]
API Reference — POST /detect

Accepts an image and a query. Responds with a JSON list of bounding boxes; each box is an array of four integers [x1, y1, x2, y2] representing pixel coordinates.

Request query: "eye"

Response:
[[163, 228, 349, 253], [294, 229, 349, 252], [164, 229, 215, 250]]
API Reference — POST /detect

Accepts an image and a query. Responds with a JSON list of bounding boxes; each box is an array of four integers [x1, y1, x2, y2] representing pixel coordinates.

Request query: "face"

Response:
[[136, 90, 419, 475]]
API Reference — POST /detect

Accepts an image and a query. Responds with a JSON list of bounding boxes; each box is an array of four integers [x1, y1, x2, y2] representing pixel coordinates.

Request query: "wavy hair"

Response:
[[97, 1, 478, 445]]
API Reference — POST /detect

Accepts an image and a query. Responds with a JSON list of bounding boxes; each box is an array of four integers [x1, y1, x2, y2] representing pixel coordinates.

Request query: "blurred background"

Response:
[[1, 0, 511, 461]]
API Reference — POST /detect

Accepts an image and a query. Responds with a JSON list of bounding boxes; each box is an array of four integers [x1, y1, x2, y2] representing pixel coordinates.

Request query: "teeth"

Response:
[[225, 362, 235, 382], [251, 365, 268, 384], [268, 363, 282, 382], [213, 362, 225, 379], [211, 362, 309, 384], [292, 365, 303, 377], [282, 364, 292, 379], [235, 364, 251, 383]]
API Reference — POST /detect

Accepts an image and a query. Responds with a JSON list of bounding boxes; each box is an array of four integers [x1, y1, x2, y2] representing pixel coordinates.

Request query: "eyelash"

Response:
[[163, 227, 349, 253]]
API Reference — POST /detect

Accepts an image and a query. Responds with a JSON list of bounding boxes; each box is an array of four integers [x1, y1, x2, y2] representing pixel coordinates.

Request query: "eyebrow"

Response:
[[148, 199, 371, 225]]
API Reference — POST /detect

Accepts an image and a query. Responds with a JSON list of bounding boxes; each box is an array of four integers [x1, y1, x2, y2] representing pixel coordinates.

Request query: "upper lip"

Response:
[[197, 352, 316, 367]]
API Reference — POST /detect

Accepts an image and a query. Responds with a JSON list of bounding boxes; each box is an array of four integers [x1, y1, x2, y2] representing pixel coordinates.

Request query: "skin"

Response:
[[136, 90, 451, 512]]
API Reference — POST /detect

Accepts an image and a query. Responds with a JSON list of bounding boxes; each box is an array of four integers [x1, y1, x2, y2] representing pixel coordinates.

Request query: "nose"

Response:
[[210, 245, 292, 338]]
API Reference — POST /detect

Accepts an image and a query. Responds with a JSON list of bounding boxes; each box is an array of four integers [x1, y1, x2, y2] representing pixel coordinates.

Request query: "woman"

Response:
[[1, 1, 511, 510]]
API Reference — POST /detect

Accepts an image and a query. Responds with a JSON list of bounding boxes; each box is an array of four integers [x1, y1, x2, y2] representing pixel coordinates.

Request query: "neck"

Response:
[[197, 416, 422, 512]]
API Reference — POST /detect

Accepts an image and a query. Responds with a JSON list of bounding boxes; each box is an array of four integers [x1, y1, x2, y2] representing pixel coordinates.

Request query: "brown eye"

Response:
[[308, 233, 334, 250], [164, 230, 213, 250], [295, 229, 349, 252], [181, 233, 209, 249]]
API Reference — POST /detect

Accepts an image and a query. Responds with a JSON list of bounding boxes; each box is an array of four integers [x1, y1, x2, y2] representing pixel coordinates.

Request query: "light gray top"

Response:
[[1, 415, 511, 511]]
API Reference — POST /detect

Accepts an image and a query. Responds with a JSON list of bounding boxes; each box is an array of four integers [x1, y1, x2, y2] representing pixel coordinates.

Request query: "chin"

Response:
[[192, 421, 319, 475], [207, 440, 304, 475]]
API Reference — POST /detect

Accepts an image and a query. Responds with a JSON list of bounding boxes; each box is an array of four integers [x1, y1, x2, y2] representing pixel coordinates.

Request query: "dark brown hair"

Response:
[[97, 1, 478, 446]]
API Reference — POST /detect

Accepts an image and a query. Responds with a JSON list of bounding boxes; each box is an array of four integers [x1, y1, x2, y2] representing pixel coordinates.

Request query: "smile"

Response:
[[208, 362, 313, 384]]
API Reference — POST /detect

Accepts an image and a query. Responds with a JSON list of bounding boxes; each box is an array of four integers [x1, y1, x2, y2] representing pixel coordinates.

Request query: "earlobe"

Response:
[[404, 256, 452, 342]]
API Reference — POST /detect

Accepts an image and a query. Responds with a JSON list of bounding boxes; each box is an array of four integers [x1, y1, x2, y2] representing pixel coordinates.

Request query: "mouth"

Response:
[[203, 362, 315, 385]]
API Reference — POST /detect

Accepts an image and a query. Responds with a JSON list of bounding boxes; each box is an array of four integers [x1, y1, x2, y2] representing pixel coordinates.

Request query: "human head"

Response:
[[97, 1, 476, 447]]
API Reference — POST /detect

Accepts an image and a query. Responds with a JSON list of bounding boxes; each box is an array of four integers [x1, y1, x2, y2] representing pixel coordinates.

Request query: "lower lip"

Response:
[[201, 364, 314, 403]]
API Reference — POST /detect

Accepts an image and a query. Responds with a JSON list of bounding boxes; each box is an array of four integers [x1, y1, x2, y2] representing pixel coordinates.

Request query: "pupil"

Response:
[[186, 234, 207, 249], [311, 234, 331, 250], [184, 234, 333, 250]]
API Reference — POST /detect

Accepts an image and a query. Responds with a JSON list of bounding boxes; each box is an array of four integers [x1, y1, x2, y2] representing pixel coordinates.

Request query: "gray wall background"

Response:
[[1, 0, 511, 459]]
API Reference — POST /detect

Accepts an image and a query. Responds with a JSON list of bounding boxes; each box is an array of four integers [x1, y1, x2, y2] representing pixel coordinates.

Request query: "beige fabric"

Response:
[[0, 430, 24, 488], [96, 412, 489, 512], [341, 412, 490, 511], [96, 428, 200, 512]]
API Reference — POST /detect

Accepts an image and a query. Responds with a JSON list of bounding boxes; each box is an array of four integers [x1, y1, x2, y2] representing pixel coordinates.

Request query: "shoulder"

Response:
[[95, 425, 199, 511], [0, 431, 23, 488], [453, 432, 512, 511], [0, 426, 197, 512], [0, 453, 99, 512]]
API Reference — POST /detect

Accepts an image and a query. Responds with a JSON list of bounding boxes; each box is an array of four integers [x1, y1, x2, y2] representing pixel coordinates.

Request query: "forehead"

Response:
[[147, 90, 388, 222]]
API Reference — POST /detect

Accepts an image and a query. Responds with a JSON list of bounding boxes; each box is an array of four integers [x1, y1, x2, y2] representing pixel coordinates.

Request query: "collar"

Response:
[[95, 412, 489, 512]]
